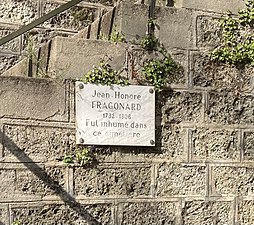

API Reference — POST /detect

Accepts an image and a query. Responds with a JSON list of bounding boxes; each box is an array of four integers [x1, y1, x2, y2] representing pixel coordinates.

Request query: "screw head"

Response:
[[150, 140, 155, 145], [79, 138, 84, 144], [79, 83, 84, 89], [149, 88, 154, 94]]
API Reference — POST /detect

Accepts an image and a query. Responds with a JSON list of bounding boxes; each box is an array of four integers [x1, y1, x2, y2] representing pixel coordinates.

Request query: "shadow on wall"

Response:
[[0, 130, 102, 225]]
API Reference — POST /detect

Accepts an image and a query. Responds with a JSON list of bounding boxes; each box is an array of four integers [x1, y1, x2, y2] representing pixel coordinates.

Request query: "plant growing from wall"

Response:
[[63, 147, 93, 166], [210, 0, 254, 67], [81, 60, 129, 85], [110, 29, 125, 43]]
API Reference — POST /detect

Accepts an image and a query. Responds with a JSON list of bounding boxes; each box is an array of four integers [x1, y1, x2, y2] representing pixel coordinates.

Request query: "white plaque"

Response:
[[75, 82, 155, 146]]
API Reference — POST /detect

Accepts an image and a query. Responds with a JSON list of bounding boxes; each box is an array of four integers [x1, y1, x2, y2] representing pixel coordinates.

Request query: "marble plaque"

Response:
[[75, 82, 155, 146]]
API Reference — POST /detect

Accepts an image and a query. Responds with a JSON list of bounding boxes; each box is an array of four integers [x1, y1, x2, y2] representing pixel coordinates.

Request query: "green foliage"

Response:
[[140, 34, 158, 50], [63, 148, 92, 166], [12, 221, 22, 225], [76, 148, 92, 166], [81, 60, 129, 85], [110, 29, 125, 43], [210, 0, 254, 66], [142, 49, 179, 89]]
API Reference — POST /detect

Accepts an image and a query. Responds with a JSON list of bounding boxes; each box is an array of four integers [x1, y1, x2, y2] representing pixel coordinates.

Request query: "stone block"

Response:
[[243, 131, 254, 161], [0, 23, 21, 53], [11, 203, 112, 225], [191, 128, 239, 161], [207, 92, 254, 124], [89, 18, 100, 40], [157, 163, 206, 196], [0, 169, 16, 199], [196, 16, 222, 49], [115, 1, 148, 42], [182, 201, 232, 225], [161, 125, 187, 160], [74, 166, 151, 197], [212, 166, 254, 196], [118, 201, 177, 225], [100, 9, 114, 40], [191, 52, 253, 92], [161, 91, 203, 124], [155, 7, 193, 49], [0, 54, 19, 75], [48, 37, 127, 79], [0, 205, 8, 225], [2, 124, 74, 162], [16, 166, 65, 197], [0, 76, 69, 121], [0, 0, 38, 24], [238, 201, 254, 225]]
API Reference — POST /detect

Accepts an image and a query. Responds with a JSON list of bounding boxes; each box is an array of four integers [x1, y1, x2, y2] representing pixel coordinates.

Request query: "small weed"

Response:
[[12, 220, 22, 225], [110, 29, 125, 43], [63, 154, 74, 165], [140, 34, 158, 50], [63, 148, 93, 166], [81, 60, 129, 86]]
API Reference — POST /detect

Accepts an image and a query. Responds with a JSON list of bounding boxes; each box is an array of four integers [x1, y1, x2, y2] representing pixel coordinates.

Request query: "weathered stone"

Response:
[[212, 166, 254, 196], [100, 9, 114, 40], [0, 55, 19, 75], [182, 201, 232, 225], [119, 202, 176, 225], [74, 166, 151, 197], [11, 203, 112, 225], [176, 0, 245, 14], [207, 92, 254, 124], [0, 205, 8, 224], [155, 7, 193, 49], [191, 128, 239, 161], [157, 163, 206, 196], [161, 91, 203, 124], [196, 16, 222, 48], [48, 37, 127, 79], [0, 169, 16, 199], [0, 0, 38, 24], [3, 124, 73, 162], [238, 201, 254, 225], [243, 131, 254, 161], [191, 52, 253, 91], [15, 167, 65, 197], [0, 76, 69, 121]]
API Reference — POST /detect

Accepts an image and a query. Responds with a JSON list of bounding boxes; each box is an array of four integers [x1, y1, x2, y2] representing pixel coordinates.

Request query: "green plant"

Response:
[[140, 34, 158, 50], [81, 60, 129, 85], [63, 148, 92, 166], [210, 0, 254, 67], [12, 220, 22, 225], [110, 29, 125, 43], [75, 148, 92, 166], [142, 51, 179, 89]]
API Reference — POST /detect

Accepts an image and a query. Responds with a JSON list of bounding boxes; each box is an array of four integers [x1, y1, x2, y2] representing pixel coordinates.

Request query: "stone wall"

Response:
[[0, 0, 254, 224]]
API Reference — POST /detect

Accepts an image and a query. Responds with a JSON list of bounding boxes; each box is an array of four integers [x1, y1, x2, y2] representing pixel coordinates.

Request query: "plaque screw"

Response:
[[149, 88, 154, 94], [79, 138, 84, 144], [79, 83, 84, 89], [150, 140, 155, 145]]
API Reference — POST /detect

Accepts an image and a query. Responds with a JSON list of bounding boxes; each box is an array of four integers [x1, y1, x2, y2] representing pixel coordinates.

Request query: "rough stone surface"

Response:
[[157, 163, 206, 196], [243, 131, 254, 161], [182, 201, 232, 225], [238, 201, 254, 225], [207, 92, 254, 124], [161, 91, 203, 124], [0, 77, 68, 121], [16, 167, 65, 197], [191, 128, 239, 161], [212, 166, 254, 196], [0, 55, 19, 75], [196, 16, 222, 49], [11, 203, 112, 225], [119, 202, 176, 225], [74, 166, 151, 197], [3, 124, 73, 162], [191, 52, 253, 92], [0, 169, 16, 199]]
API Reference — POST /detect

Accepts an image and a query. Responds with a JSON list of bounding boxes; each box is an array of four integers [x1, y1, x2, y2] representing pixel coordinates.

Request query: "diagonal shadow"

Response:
[[0, 130, 102, 225]]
